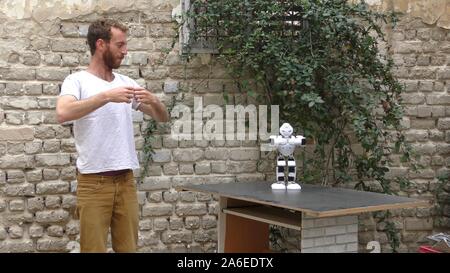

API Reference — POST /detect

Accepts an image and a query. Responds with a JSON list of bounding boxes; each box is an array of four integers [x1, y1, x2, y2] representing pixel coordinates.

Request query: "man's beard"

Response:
[[103, 48, 121, 69]]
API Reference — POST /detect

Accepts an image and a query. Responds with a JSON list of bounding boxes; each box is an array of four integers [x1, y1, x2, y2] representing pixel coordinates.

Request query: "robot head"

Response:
[[279, 123, 293, 137]]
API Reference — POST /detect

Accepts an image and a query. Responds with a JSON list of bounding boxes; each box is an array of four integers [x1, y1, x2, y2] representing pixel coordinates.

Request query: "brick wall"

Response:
[[356, 16, 450, 253], [0, 1, 448, 253]]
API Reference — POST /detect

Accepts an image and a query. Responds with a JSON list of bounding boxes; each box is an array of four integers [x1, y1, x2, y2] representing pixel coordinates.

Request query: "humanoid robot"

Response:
[[269, 123, 306, 190]]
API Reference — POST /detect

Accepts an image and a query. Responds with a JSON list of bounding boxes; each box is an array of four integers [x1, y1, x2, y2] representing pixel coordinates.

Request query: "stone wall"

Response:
[[0, 0, 448, 253]]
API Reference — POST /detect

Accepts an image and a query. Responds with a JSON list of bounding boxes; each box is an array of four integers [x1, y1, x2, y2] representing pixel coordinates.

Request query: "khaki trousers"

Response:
[[76, 170, 139, 253]]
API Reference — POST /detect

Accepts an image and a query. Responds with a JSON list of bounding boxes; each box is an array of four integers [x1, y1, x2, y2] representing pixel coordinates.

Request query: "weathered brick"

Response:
[[29, 224, 44, 238], [27, 111, 43, 125], [5, 183, 35, 197], [147, 192, 162, 202], [0, 67, 36, 80], [196, 192, 212, 202], [6, 212, 34, 224], [42, 140, 60, 153], [45, 196, 61, 209], [405, 218, 433, 231], [437, 118, 450, 130], [227, 161, 257, 173], [0, 127, 34, 141], [25, 170, 42, 182], [185, 216, 200, 230], [0, 143, 6, 157], [204, 148, 229, 160], [61, 54, 79, 66], [42, 169, 59, 181], [35, 154, 70, 167], [5, 111, 25, 125], [179, 164, 194, 174], [0, 239, 34, 253], [153, 218, 168, 231], [195, 162, 211, 174], [37, 237, 69, 252], [410, 119, 435, 129], [180, 191, 196, 202], [60, 139, 76, 153], [437, 69, 450, 80], [35, 210, 69, 223], [0, 199, 6, 212], [194, 229, 217, 242], [426, 95, 450, 105], [138, 231, 159, 246], [6, 170, 25, 184], [401, 93, 425, 104], [169, 216, 184, 230], [36, 68, 70, 81], [431, 106, 446, 117], [163, 163, 178, 175], [47, 225, 64, 237], [416, 106, 431, 117], [411, 143, 436, 155], [28, 197, 45, 212], [151, 149, 171, 163], [5, 83, 23, 96], [164, 80, 179, 93], [142, 203, 173, 217], [7, 142, 25, 155], [140, 177, 171, 191], [161, 230, 192, 244], [3, 97, 39, 110], [25, 141, 42, 154], [60, 167, 76, 181], [201, 215, 217, 229], [236, 173, 265, 182], [9, 199, 25, 211], [162, 191, 178, 203], [51, 39, 86, 52], [38, 98, 57, 109], [173, 149, 204, 162], [65, 220, 79, 236], [23, 52, 41, 66], [175, 203, 207, 216], [61, 195, 77, 210], [42, 83, 60, 95], [36, 181, 70, 194], [34, 126, 56, 139]]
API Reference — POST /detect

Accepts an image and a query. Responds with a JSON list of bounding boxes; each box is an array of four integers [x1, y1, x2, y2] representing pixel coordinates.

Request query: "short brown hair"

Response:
[[87, 19, 128, 55]]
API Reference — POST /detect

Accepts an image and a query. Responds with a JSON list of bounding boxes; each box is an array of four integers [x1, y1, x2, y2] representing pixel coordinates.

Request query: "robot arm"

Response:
[[288, 136, 306, 146]]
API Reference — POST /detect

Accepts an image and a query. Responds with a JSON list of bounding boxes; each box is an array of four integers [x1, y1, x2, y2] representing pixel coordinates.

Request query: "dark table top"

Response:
[[178, 181, 430, 217]]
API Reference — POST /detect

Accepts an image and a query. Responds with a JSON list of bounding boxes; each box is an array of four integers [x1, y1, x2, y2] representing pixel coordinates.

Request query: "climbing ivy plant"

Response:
[[183, 0, 420, 252]]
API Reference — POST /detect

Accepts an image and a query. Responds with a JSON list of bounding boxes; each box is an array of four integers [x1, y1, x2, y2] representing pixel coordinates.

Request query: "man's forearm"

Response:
[[138, 101, 169, 122], [57, 93, 108, 123]]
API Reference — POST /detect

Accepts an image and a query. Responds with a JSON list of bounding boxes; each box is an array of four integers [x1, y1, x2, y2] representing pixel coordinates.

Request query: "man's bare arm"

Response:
[[137, 102, 170, 122], [56, 87, 135, 123]]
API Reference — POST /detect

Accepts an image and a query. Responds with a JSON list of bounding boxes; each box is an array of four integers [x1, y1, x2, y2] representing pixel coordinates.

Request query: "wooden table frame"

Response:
[[178, 182, 430, 253]]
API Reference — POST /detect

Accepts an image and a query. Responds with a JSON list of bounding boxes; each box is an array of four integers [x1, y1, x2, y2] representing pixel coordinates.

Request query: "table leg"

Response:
[[218, 197, 270, 253]]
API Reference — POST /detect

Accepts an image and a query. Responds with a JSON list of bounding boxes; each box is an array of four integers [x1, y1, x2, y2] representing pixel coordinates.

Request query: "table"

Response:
[[178, 181, 429, 253]]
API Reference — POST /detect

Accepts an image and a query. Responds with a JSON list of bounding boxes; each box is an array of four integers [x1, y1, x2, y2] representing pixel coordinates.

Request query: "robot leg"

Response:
[[272, 156, 287, 190], [287, 156, 301, 190]]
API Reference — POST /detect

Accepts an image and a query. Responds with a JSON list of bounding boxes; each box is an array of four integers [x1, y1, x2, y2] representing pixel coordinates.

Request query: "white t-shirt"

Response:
[[60, 70, 141, 174]]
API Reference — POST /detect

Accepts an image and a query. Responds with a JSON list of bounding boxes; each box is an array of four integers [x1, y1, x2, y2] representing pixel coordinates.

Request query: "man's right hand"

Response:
[[104, 86, 136, 103]]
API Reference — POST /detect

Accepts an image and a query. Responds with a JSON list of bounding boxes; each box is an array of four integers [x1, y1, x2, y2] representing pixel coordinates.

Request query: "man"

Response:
[[56, 19, 169, 252]]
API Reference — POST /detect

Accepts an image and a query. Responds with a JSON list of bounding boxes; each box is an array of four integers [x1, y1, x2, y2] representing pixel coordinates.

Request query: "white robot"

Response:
[[269, 123, 306, 190]]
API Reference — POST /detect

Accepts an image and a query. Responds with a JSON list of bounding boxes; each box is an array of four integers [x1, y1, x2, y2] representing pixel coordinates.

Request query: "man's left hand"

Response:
[[133, 87, 159, 105]]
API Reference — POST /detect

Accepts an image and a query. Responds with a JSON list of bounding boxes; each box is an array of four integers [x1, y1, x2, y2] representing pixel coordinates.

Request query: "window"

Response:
[[180, 0, 218, 54]]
